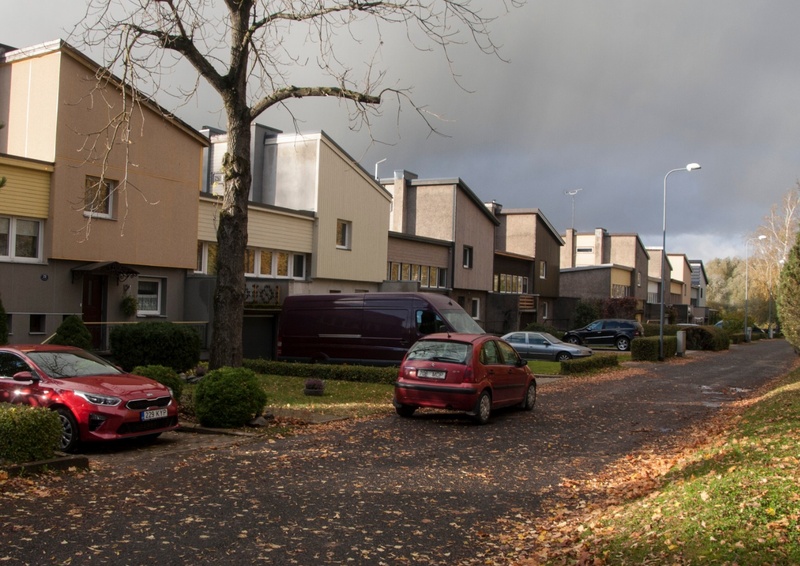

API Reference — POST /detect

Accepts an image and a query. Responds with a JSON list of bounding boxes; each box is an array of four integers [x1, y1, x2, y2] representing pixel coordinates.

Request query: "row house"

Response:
[[0, 41, 207, 348], [559, 228, 649, 326], [189, 125, 392, 358], [382, 170, 499, 324], [488, 204, 563, 334], [688, 259, 712, 323]]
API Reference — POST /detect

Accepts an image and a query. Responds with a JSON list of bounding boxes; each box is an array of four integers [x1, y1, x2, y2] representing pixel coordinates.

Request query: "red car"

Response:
[[0, 345, 179, 452], [393, 333, 537, 424]]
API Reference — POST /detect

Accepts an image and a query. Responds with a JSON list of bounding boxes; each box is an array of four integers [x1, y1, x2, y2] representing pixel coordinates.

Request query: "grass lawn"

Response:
[[534, 366, 800, 564]]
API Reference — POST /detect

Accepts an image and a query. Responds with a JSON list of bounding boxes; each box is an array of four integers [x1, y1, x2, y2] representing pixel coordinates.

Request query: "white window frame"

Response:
[[541, 301, 549, 320], [471, 297, 480, 319], [336, 220, 352, 250], [137, 278, 163, 316], [539, 261, 547, 279], [463, 245, 473, 269], [0, 216, 43, 263], [84, 175, 115, 219]]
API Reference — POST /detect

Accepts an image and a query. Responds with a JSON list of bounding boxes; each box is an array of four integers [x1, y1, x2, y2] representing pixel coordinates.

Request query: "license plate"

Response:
[[418, 369, 446, 379], [141, 408, 168, 421]]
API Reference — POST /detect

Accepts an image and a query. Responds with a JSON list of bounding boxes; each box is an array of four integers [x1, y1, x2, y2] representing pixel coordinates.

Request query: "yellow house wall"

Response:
[[0, 156, 52, 218]]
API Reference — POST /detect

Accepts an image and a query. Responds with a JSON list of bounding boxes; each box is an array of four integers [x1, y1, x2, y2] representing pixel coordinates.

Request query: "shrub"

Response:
[[631, 336, 677, 361], [683, 326, 729, 351], [304, 378, 325, 390], [0, 404, 62, 464], [132, 365, 184, 401], [242, 359, 397, 384], [194, 367, 267, 428], [49, 315, 92, 349], [110, 322, 201, 372], [560, 354, 620, 375]]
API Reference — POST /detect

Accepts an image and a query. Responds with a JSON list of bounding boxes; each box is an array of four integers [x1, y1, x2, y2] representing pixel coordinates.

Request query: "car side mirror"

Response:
[[516, 358, 527, 368], [13, 371, 39, 383]]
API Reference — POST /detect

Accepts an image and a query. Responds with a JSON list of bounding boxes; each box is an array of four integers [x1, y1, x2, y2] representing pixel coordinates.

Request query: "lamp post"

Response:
[[744, 234, 767, 341], [564, 188, 583, 230], [659, 163, 701, 361]]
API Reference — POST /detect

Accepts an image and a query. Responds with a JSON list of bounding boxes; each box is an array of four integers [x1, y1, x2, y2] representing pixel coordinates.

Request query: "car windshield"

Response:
[[406, 340, 471, 364], [26, 351, 124, 379], [440, 309, 485, 334]]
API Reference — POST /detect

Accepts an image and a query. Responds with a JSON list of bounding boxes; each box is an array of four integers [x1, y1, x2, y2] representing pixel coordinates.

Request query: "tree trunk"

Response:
[[209, 107, 252, 369]]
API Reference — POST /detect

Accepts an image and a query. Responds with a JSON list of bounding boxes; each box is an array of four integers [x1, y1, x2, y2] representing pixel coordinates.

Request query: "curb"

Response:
[[1, 453, 90, 477]]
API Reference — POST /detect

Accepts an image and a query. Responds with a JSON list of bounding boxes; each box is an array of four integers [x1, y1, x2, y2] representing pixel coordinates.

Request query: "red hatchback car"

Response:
[[0, 345, 179, 452], [393, 333, 537, 424]]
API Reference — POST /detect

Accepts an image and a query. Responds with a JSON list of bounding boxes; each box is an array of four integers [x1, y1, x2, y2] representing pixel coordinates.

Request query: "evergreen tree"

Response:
[[777, 231, 800, 351]]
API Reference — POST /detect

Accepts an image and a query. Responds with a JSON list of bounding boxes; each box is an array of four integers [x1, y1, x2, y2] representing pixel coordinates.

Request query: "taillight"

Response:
[[405, 368, 418, 379], [462, 366, 475, 383]]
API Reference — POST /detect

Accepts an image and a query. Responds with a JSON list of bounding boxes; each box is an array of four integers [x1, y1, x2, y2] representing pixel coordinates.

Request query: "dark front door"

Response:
[[82, 274, 106, 349]]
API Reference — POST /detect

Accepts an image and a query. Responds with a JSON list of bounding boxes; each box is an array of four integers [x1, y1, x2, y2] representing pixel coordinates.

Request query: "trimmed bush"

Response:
[[49, 315, 92, 349], [132, 365, 184, 401], [631, 336, 677, 361], [560, 354, 620, 375], [194, 367, 267, 428], [110, 322, 201, 372], [683, 326, 729, 351], [0, 404, 62, 464], [243, 359, 397, 384]]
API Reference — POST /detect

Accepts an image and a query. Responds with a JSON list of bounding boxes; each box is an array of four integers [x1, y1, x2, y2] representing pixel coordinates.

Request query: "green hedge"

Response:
[[683, 326, 729, 351], [559, 354, 620, 375], [48, 315, 92, 349], [631, 336, 678, 361], [243, 359, 398, 384], [194, 367, 267, 428], [110, 322, 201, 372], [0, 404, 62, 464]]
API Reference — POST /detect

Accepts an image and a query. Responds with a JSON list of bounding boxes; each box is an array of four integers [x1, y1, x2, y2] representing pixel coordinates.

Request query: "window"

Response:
[[493, 274, 529, 294], [29, 314, 46, 334], [84, 175, 115, 218], [471, 298, 480, 319], [637, 271, 642, 287], [336, 220, 352, 250], [577, 247, 593, 253], [0, 217, 42, 262], [541, 301, 548, 319], [137, 278, 163, 316], [539, 261, 547, 279], [293, 254, 306, 279], [463, 246, 473, 269], [260, 251, 273, 276], [385, 262, 447, 289]]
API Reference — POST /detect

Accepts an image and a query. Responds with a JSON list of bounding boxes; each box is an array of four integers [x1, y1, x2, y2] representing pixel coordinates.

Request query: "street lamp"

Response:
[[659, 163, 701, 361], [564, 188, 583, 230], [744, 234, 767, 341]]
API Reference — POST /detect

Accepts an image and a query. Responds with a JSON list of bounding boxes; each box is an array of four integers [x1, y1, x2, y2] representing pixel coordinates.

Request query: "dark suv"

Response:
[[562, 319, 644, 351]]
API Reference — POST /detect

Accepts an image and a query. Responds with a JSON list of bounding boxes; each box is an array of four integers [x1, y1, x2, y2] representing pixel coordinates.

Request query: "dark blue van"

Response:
[[276, 292, 484, 365]]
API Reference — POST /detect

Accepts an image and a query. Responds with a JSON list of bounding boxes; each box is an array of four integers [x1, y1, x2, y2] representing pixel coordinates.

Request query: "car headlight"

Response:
[[75, 391, 122, 406]]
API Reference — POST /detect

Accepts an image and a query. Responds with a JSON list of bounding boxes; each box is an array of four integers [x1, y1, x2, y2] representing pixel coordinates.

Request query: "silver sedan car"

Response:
[[501, 331, 593, 362]]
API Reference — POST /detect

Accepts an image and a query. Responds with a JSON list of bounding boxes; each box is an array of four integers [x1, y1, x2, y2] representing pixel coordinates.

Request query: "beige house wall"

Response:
[[313, 137, 390, 283], [412, 184, 456, 241], [453, 190, 494, 291], [0, 48, 60, 160], [43, 52, 204, 269], [503, 214, 536, 257]]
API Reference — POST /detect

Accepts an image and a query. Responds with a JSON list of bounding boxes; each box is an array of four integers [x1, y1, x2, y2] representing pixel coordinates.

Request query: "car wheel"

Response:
[[519, 382, 537, 411], [566, 336, 581, 345], [556, 351, 572, 362], [472, 390, 492, 425], [55, 407, 80, 453], [616, 336, 631, 351], [395, 404, 417, 418]]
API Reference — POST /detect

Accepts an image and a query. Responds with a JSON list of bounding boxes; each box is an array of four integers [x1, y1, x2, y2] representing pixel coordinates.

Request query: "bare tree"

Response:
[[76, 0, 521, 368], [748, 183, 800, 327]]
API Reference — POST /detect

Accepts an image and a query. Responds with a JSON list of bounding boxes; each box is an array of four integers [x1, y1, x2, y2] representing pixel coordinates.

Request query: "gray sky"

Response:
[[4, 1, 799, 263]]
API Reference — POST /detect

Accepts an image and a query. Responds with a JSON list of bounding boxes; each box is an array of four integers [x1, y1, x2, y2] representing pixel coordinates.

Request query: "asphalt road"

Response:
[[1, 340, 795, 565]]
